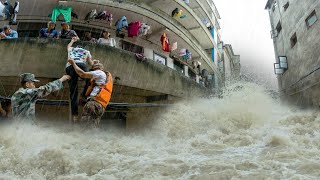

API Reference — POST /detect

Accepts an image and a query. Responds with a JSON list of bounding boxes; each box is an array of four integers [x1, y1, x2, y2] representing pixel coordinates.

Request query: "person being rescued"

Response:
[[67, 59, 113, 127], [66, 37, 97, 122]]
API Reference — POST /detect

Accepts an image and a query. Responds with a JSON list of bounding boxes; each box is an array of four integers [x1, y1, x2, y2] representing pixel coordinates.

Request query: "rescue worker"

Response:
[[67, 59, 113, 127], [11, 73, 70, 119]]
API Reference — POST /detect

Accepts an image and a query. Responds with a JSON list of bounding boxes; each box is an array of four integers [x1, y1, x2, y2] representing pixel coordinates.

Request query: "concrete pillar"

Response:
[[196, 75, 200, 83], [114, 37, 121, 49], [144, 48, 154, 60], [184, 65, 189, 77], [56, 22, 63, 32], [166, 57, 174, 69], [215, 74, 219, 90], [214, 48, 219, 67]]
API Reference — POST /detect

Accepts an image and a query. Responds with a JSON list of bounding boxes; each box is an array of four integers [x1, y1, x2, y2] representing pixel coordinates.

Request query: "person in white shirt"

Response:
[[97, 29, 116, 47], [88, 68, 106, 97]]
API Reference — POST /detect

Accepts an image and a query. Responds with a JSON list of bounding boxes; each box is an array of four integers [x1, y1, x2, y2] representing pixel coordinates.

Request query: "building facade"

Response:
[[0, 0, 242, 121], [0, 0, 245, 93], [265, 0, 320, 107], [0, 0, 233, 89], [221, 44, 241, 84]]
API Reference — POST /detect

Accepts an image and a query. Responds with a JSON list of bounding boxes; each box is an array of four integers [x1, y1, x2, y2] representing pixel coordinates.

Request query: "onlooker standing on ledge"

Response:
[[39, 21, 58, 38], [97, 29, 116, 47], [83, 31, 97, 43], [0, 25, 18, 40], [59, 22, 78, 39]]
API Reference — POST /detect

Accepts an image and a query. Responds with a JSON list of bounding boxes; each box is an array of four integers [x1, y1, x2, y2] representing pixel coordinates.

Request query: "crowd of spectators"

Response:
[[0, 21, 117, 48]]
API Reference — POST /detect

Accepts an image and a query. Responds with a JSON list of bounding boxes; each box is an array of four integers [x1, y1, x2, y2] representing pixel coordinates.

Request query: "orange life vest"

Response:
[[85, 71, 113, 108]]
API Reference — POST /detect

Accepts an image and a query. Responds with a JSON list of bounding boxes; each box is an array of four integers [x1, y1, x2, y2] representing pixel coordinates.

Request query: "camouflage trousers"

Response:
[[81, 100, 105, 128]]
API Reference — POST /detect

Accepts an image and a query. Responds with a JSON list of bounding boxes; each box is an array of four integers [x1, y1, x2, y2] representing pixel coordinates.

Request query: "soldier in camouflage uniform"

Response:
[[11, 73, 70, 119], [81, 100, 105, 127]]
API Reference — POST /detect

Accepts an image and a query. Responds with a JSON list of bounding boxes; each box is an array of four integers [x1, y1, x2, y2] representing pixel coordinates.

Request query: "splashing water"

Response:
[[0, 82, 319, 179]]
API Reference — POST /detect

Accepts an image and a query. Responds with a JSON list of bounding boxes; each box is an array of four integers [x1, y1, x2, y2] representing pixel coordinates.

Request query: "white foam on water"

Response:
[[0, 82, 320, 179]]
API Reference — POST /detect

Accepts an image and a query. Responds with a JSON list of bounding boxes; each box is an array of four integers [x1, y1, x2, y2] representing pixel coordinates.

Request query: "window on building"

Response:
[[188, 69, 196, 80], [153, 52, 167, 65], [274, 63, 284, 75], [283, 2, 289, 11], [173, 60, 184, 74], [122, 41, 144, 54], [278, 56, 288, 69], [219, 60, 224, 74], [306, 10, 318, 28], [276, 21, 282, 34], [290, 33, 297, 48], [272, 1, 277, 12]]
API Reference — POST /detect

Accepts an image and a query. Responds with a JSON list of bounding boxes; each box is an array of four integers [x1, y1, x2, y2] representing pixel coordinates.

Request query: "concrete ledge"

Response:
[[0, 38, 210, 99], [8, 0, 222, 79], [174, 0, 218, 50]]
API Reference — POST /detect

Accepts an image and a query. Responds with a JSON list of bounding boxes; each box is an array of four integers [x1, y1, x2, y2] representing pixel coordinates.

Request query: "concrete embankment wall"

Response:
[[0, 38, 208, 99], [0, 38, 209, 120]]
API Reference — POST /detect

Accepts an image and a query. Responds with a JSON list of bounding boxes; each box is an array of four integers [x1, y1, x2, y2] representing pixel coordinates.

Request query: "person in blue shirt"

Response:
[[39, 21, 58, 38], [0, 25, 18, 39]]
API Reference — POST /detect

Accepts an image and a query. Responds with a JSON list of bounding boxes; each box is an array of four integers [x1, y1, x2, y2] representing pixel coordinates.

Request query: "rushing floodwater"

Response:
[[0, 83, 319, 180]]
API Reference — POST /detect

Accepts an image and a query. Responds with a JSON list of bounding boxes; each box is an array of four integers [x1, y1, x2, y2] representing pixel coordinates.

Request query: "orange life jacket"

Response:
[[85, 71, 113, 108]]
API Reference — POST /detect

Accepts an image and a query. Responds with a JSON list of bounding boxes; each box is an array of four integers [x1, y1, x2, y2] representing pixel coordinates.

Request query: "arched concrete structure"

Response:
[[0, 38, 209, 103]]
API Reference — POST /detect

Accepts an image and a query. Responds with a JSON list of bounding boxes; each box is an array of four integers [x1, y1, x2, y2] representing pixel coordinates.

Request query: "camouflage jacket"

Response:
[[11, 80, 63, 119]]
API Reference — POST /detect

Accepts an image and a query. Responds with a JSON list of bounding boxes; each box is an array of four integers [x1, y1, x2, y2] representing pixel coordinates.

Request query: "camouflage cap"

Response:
[[20, 73, 40, 83], [92, 63, 104, 70]]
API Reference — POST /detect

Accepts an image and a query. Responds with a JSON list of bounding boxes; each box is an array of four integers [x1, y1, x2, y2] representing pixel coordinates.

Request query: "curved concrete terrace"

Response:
[[189, 0, 221, 38], [145, 0, 219, 51], [13, 0, 221, 80], [82, 0, 221, 77], [191, 0, 222, 42], [0, 38, 209, 102], [202, 0, 222, 22]]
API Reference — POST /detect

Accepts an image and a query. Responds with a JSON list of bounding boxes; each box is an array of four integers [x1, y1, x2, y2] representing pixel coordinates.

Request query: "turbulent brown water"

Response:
[[0, 83, 320, 180]]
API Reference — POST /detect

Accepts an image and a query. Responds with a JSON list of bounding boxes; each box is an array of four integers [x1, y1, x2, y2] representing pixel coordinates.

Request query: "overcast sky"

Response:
[[214, 0, 278, 89]]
